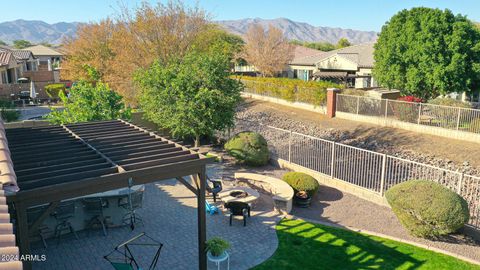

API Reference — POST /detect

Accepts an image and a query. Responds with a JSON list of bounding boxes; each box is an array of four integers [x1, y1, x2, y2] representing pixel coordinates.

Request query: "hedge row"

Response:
[[234, 76, 343, 106]]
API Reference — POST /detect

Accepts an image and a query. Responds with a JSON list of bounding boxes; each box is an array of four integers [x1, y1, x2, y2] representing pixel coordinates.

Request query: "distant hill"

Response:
[[0, 18, 377, 45], [0, 19, 79, 44], [217, 18, 378, 44]]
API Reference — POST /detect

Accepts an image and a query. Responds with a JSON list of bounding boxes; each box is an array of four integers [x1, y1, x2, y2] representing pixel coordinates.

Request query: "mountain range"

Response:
[[0, 18, 377, 45], [218, 18, 377, 44]]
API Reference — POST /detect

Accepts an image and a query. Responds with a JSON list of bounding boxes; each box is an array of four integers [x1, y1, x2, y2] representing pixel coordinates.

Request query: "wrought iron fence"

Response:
[[231, 118, 480, 228], [337, 94, 480, 134]]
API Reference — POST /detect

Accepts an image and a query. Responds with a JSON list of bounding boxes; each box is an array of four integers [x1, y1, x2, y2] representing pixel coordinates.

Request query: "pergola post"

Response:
[[196, 167, 207, 270], [15, 202, 32, 270]]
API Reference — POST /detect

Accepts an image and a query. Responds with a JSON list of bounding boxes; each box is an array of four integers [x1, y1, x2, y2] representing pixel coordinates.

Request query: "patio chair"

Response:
[[27, 205, 51, 248], [224, 201, 251, 227], [118, 190, 144, 230], [206, 177, 223, 202], [82, 198, 108, 236], [104, 232, 163, 270], [205, 200, 219, 215], [51, 201, 79, 243]]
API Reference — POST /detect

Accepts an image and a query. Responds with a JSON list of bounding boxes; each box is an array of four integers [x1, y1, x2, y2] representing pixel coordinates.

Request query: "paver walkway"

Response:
[[31, 165, 282, 270]]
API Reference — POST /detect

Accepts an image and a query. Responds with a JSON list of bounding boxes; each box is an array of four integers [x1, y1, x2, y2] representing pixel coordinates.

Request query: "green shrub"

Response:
[[44, 83, 66, 99], [282, 172, 320, 197], [385, 180, 469, 238], [224, 132, 269, 166], [206, 237, 230, 256], [234, 76, 343, 106], [0, 100, 19, 122]]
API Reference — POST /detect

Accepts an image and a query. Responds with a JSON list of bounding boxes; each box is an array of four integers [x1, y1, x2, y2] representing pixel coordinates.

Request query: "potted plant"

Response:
[[206, 237, 231, 258], [294, 190, 311, 208]]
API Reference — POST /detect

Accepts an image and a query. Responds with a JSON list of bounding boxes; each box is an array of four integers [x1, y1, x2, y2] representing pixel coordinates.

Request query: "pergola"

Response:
[[5, 119, 212, 270]]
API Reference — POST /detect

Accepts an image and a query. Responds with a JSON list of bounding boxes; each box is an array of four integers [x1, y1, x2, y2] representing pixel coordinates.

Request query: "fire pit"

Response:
[[230, 191, 248, 198], [218, 187, 260, 204]]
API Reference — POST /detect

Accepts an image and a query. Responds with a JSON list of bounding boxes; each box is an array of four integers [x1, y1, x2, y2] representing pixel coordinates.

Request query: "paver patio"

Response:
[[30, 165, 282, 270]]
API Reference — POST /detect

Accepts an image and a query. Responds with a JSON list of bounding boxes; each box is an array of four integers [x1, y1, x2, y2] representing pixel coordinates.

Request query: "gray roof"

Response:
[[291, 42, 375, 68], [24, 45, 63, 57], [12, 50, 33, 61]]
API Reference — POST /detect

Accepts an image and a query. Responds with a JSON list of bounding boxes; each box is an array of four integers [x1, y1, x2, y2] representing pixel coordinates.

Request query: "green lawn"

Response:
[[252, 219, 480, 270]]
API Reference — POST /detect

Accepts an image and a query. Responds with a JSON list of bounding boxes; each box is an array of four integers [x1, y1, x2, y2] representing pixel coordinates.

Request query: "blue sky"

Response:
[[2, 0, 480, 31]]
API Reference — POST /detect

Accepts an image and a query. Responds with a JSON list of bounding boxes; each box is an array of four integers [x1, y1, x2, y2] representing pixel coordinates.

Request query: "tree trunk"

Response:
[[194, 134, 200, 148]]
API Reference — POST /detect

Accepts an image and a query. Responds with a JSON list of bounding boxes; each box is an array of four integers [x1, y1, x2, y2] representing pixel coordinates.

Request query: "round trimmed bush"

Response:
[[385, 180, 469, 238], [224, 132, 269, 166], [282, 172, 319, 197]]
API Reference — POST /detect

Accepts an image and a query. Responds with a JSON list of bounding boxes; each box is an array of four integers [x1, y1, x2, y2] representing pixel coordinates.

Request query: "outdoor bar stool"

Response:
[[27, 205, 51, 248], [82, 198, 109, 236], [51, 201, 79, 243], [118, 190, 144, 230]]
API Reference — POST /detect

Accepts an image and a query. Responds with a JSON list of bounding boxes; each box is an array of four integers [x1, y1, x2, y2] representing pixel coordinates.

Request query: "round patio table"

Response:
[[207, 251, 230, 270]]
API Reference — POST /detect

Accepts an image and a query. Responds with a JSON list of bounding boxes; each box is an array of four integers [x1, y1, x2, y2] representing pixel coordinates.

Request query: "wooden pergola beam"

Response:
[[63, 124, 126, 173], [176, 176, 198, 196], [28, 201, 59, 233], [19, 167, 118, 190], [122, 154, 199, 171], [13, 153, 102, 170], [15, 158, 106, 177], [93, 140, 168, 152], [108, 147, 181, 160], [12, 149, 96, 164], [101, 143, 176, 156], [117, 150, 191, 165], [8, 139, 79, 152], [18, 162, 112, 182]]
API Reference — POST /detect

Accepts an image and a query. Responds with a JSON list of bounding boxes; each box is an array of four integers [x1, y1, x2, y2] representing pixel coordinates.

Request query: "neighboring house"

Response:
[[24, 44, 63, 71], [0, 45, 63, 99], [288, 43, 377, 89], [0, 46, 37, 84], [233, 45, 323, 76]]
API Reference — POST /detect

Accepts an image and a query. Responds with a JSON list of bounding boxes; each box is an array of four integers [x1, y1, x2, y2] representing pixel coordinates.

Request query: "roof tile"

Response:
[[0, 118, 21, 268]]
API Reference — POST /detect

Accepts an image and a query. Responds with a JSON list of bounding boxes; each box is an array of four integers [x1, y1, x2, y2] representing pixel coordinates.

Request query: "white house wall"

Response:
[[316, 54, 358, 71]]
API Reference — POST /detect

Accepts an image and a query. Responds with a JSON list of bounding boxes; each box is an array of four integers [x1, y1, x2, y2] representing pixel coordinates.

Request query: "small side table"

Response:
[[207, 251, 230, 270]]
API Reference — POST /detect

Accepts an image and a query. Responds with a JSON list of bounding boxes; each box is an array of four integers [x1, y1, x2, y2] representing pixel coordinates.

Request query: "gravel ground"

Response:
[[236, 99, 480, 176], [292, 185, 480, 262]]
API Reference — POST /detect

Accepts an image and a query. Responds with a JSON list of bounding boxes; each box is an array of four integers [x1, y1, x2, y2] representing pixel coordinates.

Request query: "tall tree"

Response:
[[13, 40, 33, 49], [61, 0, 210, 105], [336, 38, 351, 49], [135, 47, 242, 147], [373, 7, 480, 99], [242, 24, 294, 77], [61, 19, 116, 84], [46, 80, 131, 124]]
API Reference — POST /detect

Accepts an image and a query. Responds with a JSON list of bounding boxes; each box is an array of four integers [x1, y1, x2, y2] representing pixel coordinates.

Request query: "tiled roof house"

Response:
[[288, 43, 378, 88]]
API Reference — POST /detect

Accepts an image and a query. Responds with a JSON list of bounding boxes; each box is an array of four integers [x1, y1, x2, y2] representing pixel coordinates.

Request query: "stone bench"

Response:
[[234, 172, 294, 214]]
